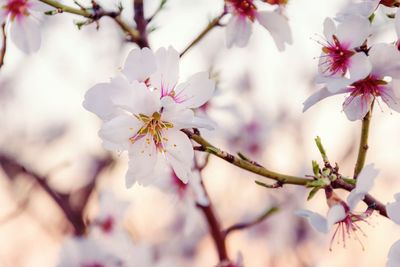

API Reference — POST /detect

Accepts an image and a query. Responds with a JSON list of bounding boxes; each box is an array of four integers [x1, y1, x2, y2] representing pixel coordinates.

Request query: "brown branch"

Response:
[[0, 153, 113, 235], [223, 207, 279, 237], [193, 156, 230, 264], [0, 23, 6, 69], [133, 0, 149, 48]]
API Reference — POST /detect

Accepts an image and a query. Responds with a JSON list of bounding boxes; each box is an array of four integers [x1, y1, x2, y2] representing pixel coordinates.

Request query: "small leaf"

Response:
[[307, 187, 320, 201]]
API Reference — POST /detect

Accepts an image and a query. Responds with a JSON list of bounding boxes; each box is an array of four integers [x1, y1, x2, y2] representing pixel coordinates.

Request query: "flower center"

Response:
[[350, 75, 387, 97], [330, 212, 368, 251], [130, 112, 174, 151], [227, 0, 257, 21], [3, 0, 30, 20], [321, 35, 354, 76], [99, 216, 114, 234]]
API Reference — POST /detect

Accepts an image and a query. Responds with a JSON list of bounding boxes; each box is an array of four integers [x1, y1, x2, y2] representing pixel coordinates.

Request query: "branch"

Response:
[[133, 0, 149, 48], [183, 129, 312, 186], [0, 153, 113, 235], [223, 207, 279, 236], [180, 11, 227, 57], [0, 23, 6, 69], [39, 0, 140, 43], [353, 105, 373, 178]]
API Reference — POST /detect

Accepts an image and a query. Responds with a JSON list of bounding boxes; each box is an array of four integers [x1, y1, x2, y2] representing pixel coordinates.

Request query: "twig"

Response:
[[353, 105, 373, 178], [183, 129, 312, 186], [180, 11, 227, 57], [0, 23, 6, 69], [184, 129, 389, 219], [133, 0, 149, 48], [39, 0, 140, 43], [147, 0, 167, 22], [223, 207, 279, 236]]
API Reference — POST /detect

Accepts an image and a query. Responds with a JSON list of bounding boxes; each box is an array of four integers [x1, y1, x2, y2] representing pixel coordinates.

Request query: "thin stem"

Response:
[[353, 105, 373, 178], [40, 0, 91, 16], [223, 207, 279, 236], [0, 23, 6, 69], [184, 129, 312, 186], [39, 0, 140, 42], [180, 12, 226, 57]]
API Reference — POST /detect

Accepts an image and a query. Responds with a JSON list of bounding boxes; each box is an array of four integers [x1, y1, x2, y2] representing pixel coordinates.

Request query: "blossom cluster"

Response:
[[304, 0, 400, 121]]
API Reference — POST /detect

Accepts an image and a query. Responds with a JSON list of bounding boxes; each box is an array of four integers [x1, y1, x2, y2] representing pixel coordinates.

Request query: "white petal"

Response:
[[98, 114, 141, 151], [336, 16, 370, 48], [10, 16, 41, 53], [164, 130, 194, 183], [369, 43, 400, 78], [325, 77, 353, 93], [347, 164, 379, 210], [348, 52, 372, 82], [83, 82, 118, 120], [323, 17, 336, 43], [355, 164, 379, 192], [295, 209, 328, 233], [162, 104, 195, 129], [387, 240, 400, 267], [225, 15, 252, 48], [303, 86, 350, 112], [112, 79, 161, 117], [0, 9, 7, 24], [396, 8, 400, 39], [150, 46, 180, 95], [380, 85, 400, 113], [256, 11, 292, 51], [122, 48, 157, 82], [173, 72, 215, 109], [343, 94, 371, 121], [191, 115, 217, 130], [387, 194, 400, 225], [326, 204, 346, 230], [190, 172, 209, 206], [126, 135, 158, 187]]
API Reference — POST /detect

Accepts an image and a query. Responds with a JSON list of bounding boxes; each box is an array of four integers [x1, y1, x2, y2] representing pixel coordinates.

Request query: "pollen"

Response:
[[130, 112, 174, 153]]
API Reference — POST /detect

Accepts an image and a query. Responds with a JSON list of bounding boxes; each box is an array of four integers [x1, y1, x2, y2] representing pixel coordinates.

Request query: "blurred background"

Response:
[[1, 0, 400, 266]]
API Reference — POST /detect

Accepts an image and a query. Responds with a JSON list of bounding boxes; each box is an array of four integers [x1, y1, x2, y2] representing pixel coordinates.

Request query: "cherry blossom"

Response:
[[122, 46, 215, 113], [304, 43, 400, 121], [84, 76, 212, 187], [296, 164, 379, 249], [335, 0, 380, 22], [225, 0, 292, 50], [90, 190, 130, 236], [0, 0, 46, 53], [316, 16, 371, 93]]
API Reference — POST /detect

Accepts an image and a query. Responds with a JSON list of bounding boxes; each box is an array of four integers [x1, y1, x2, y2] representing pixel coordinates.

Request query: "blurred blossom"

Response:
[[225, 0, 292, 50], [0, 0, 47, 53]]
